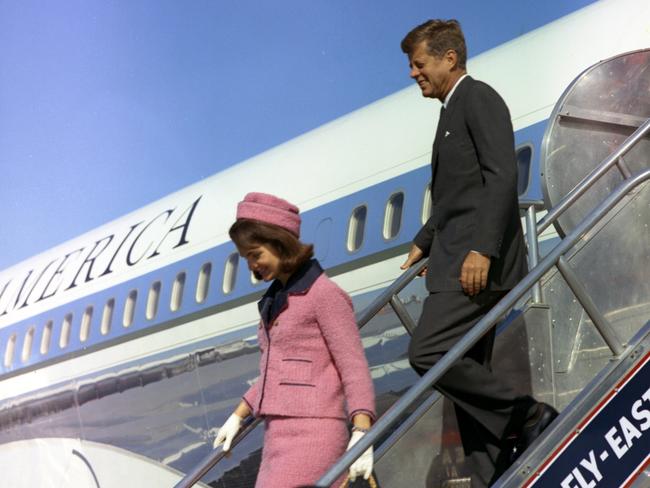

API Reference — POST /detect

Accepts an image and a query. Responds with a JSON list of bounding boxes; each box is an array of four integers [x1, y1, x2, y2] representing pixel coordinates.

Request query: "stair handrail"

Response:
[[173, 259, 428, 488], [315, 170, 650, 486]]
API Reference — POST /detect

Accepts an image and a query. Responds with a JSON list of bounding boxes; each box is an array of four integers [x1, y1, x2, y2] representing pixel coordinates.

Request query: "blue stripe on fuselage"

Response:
[[0, 120, 549, 376]]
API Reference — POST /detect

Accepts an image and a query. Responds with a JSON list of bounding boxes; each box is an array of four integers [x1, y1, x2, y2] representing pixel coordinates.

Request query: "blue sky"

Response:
[[0, 0, 598, 271]]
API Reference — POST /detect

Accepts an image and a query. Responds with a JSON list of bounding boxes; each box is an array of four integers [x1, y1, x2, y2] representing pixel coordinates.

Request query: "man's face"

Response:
[[408, 41, 454, 101]]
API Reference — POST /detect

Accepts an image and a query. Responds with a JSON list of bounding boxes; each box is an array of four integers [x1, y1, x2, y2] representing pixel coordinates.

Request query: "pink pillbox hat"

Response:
[[236, 192, 301, 237]]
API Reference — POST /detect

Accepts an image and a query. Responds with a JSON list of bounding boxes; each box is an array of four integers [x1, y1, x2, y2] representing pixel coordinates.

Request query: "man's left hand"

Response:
[[460, 251, 490, 296]]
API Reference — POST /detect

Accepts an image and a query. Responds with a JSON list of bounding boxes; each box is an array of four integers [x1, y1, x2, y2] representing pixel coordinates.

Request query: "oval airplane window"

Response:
[[251, 270, 262, 286], [101, 299, 114, 336], [196, 262, 212, 302], [123, 290, 137, 328], [60, 313, 73, 348], [516, 144, 533, 197], [80, 306, 93, 342], [171, 272, 186, 312], [422, 182, 432, 225], [4, 334, 16, 368], [383, 191, 404, 240], [314, 218, 333, 261], [223, 253, 239, 294], [21, 327, 35, 363], [347, 205, 367, 252], [147, 281, 161, 319], [40, 320, 53, 355]]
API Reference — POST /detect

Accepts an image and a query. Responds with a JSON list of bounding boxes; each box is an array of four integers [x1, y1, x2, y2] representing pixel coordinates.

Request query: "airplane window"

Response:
[[422, 183, 432, 225], [21, 327, 35, 363], [516, 144, 533, 197], [80, 306, 93, 342], [171, 272, 186, 312], [101, 299, 114, 335], [383, 192, 404, 240], [347, 205, 367, 252], [147, 281, 161, 319], [40, 320, 53, 355], [196, 263, 212, 302], [123, 290, 137, 328], [314, 218, 333, 261], [251, 270, 262, 286], [60, 313, 72, 348], [223, 252, 239, 294], [3, 333, 16, 368]]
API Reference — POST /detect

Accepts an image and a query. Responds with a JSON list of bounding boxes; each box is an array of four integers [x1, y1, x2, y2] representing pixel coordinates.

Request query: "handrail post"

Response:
[[355, 259, 428, 329], [556, 256, 624, 356], [616, 156, 633, 179], [523, 201, 543, 303], [389, 295, 417, 335]]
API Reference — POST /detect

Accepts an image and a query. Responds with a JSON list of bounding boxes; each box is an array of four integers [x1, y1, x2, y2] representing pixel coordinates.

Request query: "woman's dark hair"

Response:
[[229, 219, 314, 277]]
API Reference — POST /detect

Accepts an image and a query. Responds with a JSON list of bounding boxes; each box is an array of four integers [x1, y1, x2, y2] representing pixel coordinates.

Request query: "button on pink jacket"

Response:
[[243, 272, 375, 422]]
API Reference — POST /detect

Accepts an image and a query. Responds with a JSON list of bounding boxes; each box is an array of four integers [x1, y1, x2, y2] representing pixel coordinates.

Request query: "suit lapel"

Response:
[[430, 105, 447, 176], [430, 76, 472, 176]]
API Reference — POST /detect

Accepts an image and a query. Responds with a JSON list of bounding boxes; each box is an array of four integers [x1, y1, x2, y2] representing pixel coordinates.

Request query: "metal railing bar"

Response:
[[374, 306, 525, 463], [617, 156, 633, 179], [389, 296, 417, 336], [315, 171, 650, 486], [355, 259, 428, 329], [556, 256, 624, 356], [537, 117, 650, 235], [174, 416, 261, 488]]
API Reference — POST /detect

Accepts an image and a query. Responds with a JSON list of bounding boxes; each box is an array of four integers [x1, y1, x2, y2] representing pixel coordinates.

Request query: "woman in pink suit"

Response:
[[213, 192, 376, 488]]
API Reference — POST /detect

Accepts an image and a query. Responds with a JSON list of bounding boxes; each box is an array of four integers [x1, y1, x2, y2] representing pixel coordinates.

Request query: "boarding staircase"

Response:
[[176, 49, 650, 488]]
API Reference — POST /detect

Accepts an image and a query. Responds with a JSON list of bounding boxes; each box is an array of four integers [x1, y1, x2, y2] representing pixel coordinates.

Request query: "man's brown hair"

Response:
[[229, 219, 314, 278], [401, 19, 467, 70]]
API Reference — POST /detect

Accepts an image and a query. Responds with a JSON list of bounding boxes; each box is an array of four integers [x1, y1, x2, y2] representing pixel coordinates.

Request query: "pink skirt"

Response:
[[255, 416, 348, 488]]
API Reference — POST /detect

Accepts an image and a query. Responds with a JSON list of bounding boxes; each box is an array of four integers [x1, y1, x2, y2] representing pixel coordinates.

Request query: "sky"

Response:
[[0, 0, 599, 271]]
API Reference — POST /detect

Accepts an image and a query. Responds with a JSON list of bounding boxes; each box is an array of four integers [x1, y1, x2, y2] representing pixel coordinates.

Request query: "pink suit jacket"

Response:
[[243, 261, 375, 422]]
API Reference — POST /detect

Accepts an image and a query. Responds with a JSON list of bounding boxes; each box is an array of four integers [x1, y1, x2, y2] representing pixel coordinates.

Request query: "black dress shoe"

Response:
[[518, 403, 559, 453]]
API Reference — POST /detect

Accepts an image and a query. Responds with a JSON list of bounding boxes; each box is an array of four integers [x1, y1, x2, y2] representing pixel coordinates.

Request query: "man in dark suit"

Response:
[[399, 19, 558, 486]]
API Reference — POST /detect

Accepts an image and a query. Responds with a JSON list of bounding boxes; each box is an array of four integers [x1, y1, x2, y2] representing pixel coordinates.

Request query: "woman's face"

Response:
[[238, 243, 284, 282]]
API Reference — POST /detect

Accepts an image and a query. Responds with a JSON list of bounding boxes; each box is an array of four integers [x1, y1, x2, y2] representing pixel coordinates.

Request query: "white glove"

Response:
[[213, 413, 244, 451], [346, 430, 373, 481]]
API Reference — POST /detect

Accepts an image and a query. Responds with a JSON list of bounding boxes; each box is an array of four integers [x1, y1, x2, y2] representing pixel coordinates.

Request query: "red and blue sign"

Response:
[[526, 352, 650, 488]]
